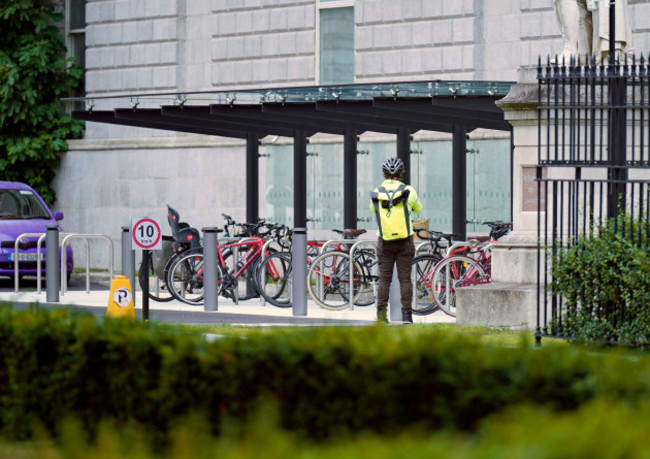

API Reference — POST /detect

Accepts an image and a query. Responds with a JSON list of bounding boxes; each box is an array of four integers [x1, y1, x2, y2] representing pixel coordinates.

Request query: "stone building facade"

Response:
[[54, 0, 650, 268]]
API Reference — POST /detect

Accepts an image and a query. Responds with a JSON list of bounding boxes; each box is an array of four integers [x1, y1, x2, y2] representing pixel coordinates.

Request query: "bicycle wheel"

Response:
[[307, 250, 362, 310], [411, 253, 443, 315], [255, 251, 292, 308], [350, 249, 377, 307], [167, 250, 222, 305], [138, 254, 174, 302], [430, 255, 487, 317]]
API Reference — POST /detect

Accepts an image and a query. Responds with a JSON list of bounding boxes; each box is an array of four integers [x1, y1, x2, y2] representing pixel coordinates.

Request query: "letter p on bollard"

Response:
[[106, 275, 135, 320]]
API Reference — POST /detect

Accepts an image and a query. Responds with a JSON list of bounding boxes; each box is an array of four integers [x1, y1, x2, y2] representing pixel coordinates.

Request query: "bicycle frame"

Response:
[[217, 237, 264, 279]]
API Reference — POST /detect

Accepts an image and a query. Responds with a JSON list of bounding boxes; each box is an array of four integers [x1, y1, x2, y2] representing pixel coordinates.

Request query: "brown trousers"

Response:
[[376, 236, 415, 313]]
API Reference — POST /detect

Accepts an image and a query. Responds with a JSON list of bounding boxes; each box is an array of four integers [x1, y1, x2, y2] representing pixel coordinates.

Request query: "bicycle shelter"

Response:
[[68, 80, 514, 315]]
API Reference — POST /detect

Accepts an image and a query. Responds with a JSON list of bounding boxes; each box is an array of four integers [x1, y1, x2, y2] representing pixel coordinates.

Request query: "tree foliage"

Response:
[[0, 0, 83, 204]]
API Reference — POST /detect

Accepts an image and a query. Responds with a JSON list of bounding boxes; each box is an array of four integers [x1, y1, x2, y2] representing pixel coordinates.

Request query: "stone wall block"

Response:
[[159, 42, 177, 64], [270, 7, 288, 30], [261, 34, 279, 56], [127, 0, 144, 19], [122, 21, 137, 43], [227, 36, 245, 58], [432, 20, 452, 45], [252, 9, 270, 32], [402, 48, 423, 74], [153, 18, 177, 41], [114, 45, 131, 67], [137, 20, 154, 42], [243, 35, 262, 58], [137, 67, 153, 89], [442, 0, 462, 17], [372, 24, 393, 48], [235, 10, 254, 33], [295, 30, 314, 55], [453, 17, 474, 43], [217, 11, 237, 35], [412, 21, 433, 47], [391, 23, 412, 48], [422, 1, 442, 18]]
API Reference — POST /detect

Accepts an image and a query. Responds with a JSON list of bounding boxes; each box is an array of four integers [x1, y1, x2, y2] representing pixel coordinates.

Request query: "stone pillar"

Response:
[[455, 66, 540, 330], [491, 66, 541, 285]]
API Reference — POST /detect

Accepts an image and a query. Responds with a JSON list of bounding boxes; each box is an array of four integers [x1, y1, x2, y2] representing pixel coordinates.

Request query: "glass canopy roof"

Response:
[[65, 80, 514, 110]]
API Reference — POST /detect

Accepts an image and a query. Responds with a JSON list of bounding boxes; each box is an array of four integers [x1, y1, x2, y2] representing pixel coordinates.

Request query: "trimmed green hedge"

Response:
[[2, 305, 650, 444]]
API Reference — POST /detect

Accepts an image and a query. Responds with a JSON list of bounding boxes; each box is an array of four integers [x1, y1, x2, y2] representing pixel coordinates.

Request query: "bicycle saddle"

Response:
[[333, 228, 367, 239]]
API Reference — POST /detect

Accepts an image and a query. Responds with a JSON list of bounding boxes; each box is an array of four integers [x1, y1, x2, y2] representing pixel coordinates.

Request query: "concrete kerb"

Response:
[[0, 272, 457, 325]]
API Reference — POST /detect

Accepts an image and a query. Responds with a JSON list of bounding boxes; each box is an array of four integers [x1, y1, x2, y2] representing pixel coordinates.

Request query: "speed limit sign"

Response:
[[131, 217, 163, 250]]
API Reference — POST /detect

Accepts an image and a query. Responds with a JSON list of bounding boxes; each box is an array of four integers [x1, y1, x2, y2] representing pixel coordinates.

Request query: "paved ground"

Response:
[[0, 274, 457, 326]]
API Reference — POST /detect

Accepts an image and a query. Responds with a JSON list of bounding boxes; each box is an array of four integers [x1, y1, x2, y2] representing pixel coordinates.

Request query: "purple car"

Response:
[[0, 181, 73, 280]]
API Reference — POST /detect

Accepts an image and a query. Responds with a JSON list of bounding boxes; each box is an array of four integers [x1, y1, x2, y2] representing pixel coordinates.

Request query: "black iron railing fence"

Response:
[[536, 56, 650, 342]]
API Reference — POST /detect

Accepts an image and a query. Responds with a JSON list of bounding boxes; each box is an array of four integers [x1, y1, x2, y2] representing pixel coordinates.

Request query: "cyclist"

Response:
[[370, 157, 422, 324]]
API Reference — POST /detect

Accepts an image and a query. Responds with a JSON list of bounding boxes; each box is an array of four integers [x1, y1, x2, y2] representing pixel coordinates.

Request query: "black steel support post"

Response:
[[343, 129, 358, 229], [396, 127, 411, 183], [452, 125, 468, 240], [246, 133, 259, 224], [294, 130, 308, 227], [292, 130, 308, 316]]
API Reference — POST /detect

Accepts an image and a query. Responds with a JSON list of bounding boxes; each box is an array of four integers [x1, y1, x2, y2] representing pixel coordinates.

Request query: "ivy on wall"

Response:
[[0, 0, 83, 205]]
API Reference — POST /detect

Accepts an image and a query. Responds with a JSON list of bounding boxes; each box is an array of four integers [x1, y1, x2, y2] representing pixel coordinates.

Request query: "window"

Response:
[[66, 0, 86, 109], [318, 1, 355, 85]]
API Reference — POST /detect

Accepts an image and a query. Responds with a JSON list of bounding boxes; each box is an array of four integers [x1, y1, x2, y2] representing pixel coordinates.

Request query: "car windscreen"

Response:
[[0, 189, 51, 219]]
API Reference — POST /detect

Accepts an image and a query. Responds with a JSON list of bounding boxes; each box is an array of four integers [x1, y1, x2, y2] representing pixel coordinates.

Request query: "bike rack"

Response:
[[13, 232, 73, 293], [348, 240, 377, 311], [259, 238, 292, 306], [60, 234, 114, 295], [319, 238, 358, 254]]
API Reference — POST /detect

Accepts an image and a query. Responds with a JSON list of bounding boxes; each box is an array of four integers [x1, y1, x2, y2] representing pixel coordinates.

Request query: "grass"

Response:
[[163, 321, 570, 347]]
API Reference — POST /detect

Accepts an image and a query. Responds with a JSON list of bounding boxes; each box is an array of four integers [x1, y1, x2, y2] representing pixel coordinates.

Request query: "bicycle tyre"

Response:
[[255, 251, 292, 308], [430, 255, 487, 317], [138, 254, 174, 302], [411, 253, 443, 315], [350, 249, 377, 307], [306, 250, 362, 310], [167, 250, 223, 305]]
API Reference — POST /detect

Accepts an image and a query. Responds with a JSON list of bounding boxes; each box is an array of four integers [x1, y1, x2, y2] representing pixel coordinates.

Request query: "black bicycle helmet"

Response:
[[382, 157, 405, 176]]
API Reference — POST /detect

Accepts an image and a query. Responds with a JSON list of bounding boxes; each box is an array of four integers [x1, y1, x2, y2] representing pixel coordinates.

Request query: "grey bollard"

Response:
[[121, 226, 136, 307], [291, 227, 308, 316], [203, 227, 219, 311], [388, 266, 401, 322], [46, 225, 60, 302]]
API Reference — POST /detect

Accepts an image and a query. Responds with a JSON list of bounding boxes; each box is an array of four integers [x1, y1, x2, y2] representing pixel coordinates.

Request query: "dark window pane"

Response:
[[319, 7, 354, 85], [69, 0, 86, 30]]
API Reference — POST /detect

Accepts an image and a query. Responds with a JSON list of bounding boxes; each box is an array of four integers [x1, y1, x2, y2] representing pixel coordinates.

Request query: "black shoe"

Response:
[[377, 309, 388, 324], [402, 310, 413, 324]]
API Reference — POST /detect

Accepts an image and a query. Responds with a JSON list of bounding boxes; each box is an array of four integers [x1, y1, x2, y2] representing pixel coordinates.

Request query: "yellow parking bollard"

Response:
[[106, 275, 135, 320]]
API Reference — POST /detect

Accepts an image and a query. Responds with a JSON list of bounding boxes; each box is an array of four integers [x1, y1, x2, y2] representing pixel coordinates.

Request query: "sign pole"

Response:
[[142, 249, 150, 321], [130, 217, 162, 322]]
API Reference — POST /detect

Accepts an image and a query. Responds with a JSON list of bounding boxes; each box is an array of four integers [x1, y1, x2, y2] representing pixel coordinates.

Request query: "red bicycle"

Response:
[[165, 222, 284, 305], [429, 221, 512, 317]]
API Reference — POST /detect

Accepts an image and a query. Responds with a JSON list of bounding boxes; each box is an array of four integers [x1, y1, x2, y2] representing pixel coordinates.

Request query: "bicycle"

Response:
[[138, 205, 201, 302], [430, 221, 512, 317], [305, 228, 381, 310], [255, 229, 368, 309], [411, 229, 458, 315], [165, 220, 281, 305]]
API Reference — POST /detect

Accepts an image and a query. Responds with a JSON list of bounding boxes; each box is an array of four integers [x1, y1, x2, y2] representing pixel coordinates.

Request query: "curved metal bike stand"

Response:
[[60, 234, 114, 295], [348, 240, 377, 311]]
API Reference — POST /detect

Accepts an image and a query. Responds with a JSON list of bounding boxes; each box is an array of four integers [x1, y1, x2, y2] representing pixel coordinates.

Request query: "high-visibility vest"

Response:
[[370, 184, 413, 240]]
